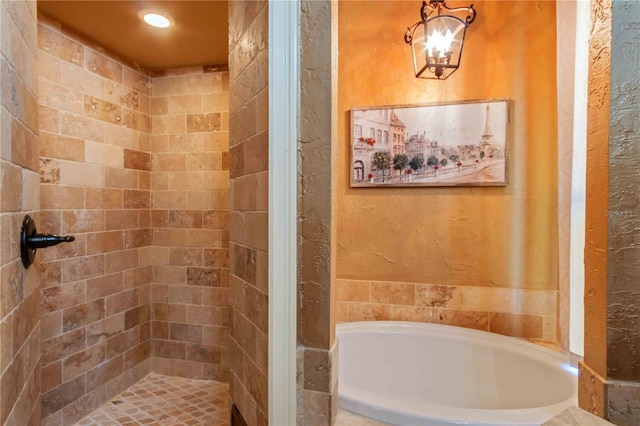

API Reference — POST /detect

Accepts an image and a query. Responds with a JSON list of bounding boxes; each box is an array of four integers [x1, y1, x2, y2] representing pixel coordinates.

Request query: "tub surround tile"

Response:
[[489, 312, 543, 338], [370, 282, 415, 305], [416, 284, 463, 309], [391, 306, 438, 323], [439, 309, 490, 331], [337, 279, 558, 342], [347, 302, 393, 322]]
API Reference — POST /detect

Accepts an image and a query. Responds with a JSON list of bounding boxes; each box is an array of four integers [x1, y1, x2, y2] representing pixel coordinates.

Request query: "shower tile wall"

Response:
[[148, 66, 230, 381], [37, 16, 152, 425], [0, 1, 42, 424], [36, 14, 231, 424], [228, 0, 269, 424]]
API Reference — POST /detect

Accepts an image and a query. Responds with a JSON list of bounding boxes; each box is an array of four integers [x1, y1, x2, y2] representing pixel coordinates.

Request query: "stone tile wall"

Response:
[[36, 14, 232, 424], [228, 1, 269, 424], [337, 279, 558, 342], [37, 16, 152, 425], [147, 66, 230, 381], [0, 1, 42, 424]]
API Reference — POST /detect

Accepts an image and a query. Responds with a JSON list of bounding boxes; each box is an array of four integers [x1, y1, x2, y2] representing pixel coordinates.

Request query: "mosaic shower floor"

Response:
[[75, 373, 229, 426]]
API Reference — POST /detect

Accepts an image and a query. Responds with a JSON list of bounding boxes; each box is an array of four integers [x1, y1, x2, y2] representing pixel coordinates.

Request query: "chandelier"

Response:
[[404, 0, 477, 80]]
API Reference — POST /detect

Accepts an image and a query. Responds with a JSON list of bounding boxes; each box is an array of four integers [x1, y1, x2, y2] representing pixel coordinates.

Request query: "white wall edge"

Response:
[[569, 0, 590, 358], [268, 1, 299, 425]]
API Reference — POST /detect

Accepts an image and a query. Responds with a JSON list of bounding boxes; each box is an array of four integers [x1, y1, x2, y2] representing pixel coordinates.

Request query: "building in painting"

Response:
[[352, 109, 407, 182]]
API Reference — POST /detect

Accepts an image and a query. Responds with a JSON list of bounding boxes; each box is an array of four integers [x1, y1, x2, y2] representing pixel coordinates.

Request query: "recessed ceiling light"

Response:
[[138, 9, 174, 28]]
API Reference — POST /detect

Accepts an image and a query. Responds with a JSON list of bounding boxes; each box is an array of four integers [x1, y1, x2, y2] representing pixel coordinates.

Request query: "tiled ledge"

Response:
[[336, 279, 558, 342]]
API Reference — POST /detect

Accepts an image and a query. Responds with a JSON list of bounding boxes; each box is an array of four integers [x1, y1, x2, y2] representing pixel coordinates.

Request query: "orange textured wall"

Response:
[[338, 1, 558, 291], [582, 0, 610, 381]]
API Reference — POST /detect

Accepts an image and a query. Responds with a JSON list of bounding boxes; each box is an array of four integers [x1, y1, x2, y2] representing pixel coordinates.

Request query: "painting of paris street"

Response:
[[350, 99, 509, 187]]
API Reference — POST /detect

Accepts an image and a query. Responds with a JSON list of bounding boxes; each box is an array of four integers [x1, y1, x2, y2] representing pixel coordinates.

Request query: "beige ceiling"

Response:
[[37, 1, 229, 71]]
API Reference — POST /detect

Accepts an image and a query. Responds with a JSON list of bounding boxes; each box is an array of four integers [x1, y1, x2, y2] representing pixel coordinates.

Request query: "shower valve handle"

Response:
[[20, 215, 76, 269], [27, 233, 75, 249]]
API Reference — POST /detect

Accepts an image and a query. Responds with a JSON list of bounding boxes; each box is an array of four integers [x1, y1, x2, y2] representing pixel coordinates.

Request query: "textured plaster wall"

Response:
[[583, 0, 611, 382], [580, 1, 640, 423], [604, 2, 640, 422], [297, 0, 338, 424], [0, 1, 42, 424], [298, 0, 336, 352], [337, 1, 558, 291], [606, 0, 640, 384]]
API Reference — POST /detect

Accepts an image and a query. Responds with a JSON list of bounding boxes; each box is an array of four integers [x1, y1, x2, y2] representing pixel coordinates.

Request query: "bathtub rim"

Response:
[[336, 321, 578, 426]]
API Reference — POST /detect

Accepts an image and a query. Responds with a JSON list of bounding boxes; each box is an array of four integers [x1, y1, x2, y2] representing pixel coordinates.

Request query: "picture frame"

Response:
[[350, 99, 510, 187]]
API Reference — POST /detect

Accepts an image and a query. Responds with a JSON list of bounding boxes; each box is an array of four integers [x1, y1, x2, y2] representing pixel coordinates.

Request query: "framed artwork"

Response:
[[350, 99, 510, 187]]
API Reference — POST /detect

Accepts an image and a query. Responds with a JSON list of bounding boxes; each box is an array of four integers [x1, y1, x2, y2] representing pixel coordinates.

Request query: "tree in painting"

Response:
[[372, 151, 391, 182]]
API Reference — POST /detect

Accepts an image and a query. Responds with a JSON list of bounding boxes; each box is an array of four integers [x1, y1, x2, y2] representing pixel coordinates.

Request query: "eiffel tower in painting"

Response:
[[479, 104, 495, 151]]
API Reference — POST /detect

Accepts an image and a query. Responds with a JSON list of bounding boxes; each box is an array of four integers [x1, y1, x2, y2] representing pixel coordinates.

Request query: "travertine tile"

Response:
[[438, 309, 490, 331], [36, 17, 160, 424], [391, 306, 438, 323], [336, 279, 370, 302], [335, 301, 349, 322], [42, 375, 86, 418], [124, 149, 151, 171], [489, 312, 544, 338], [85, 50, 123, 82], [348, 303, 392, 322], [63, 299, 105, 332], [153, 303, 187, 323], [75, 373, 229, 425], [86, 314, 124, 346], [63, 342, 106, 381], [370, 281, 415, 305], [61, 62, 103, 100], [38, 25, 84, 65], [40, 184, 85, 210], [41, 282, 85, 314], [416, 284, 463, 309], [84, 95, 122, 124], [41, 329, 87, 365]]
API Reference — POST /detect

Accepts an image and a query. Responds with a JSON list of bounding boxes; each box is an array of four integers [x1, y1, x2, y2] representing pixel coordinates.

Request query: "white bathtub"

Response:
[[337, 321, 577, 426]]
